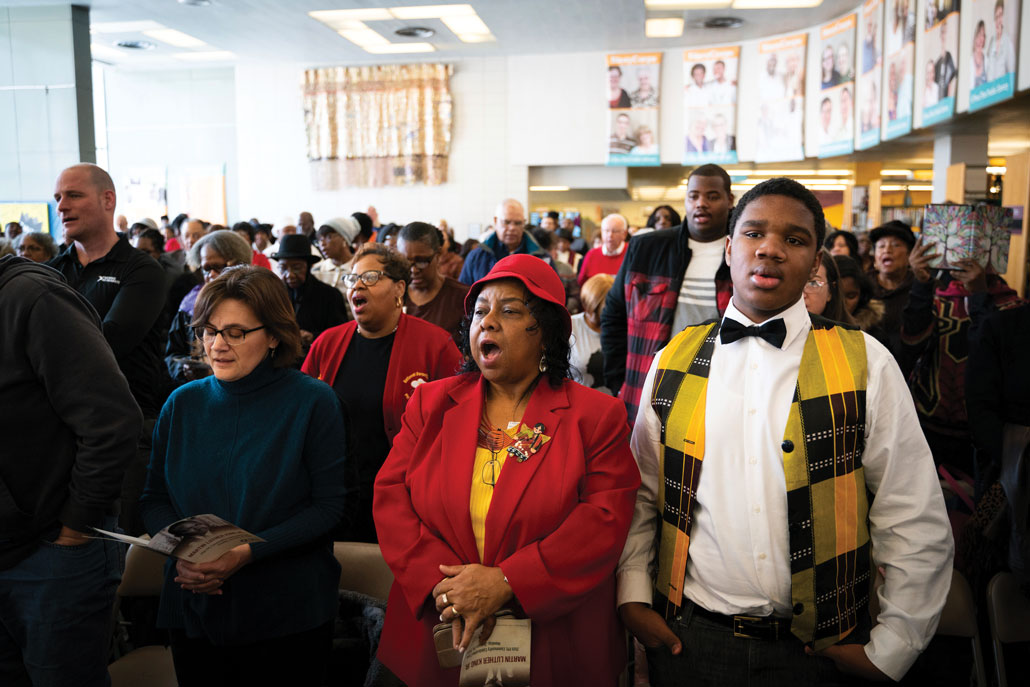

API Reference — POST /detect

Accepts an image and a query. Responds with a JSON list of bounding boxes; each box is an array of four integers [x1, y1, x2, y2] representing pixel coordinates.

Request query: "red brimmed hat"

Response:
[[465, 254, 571, 338]]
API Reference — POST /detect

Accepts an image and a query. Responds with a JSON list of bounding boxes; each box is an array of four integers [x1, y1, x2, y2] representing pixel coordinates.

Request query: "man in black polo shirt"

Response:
[[48, 163, 166, 535]]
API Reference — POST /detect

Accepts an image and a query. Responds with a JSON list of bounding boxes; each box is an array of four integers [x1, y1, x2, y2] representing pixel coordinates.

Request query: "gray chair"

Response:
[[108, 545, 177, 687], [986, 571, 1030, 687], [935, 569, 987, 687]]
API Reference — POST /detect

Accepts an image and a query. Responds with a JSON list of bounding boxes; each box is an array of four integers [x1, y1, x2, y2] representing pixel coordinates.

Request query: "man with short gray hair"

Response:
[[579, 214, 629, 286], [459, 198, 548, 284]]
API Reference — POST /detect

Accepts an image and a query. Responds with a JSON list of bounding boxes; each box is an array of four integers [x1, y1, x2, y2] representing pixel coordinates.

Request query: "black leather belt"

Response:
[[690, 604, 792, 641]]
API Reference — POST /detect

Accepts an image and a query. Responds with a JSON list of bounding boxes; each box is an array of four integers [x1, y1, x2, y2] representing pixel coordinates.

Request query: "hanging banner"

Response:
[[818, 13, 857, 157], [882, 0, 915, 139], [682, 46, 739, 165], [921, 1, 960, 126], [754, 34, 807, 162], [968, 0, 1020, 110], [857, 0, 884, 149], [606, 53, 661, 167]]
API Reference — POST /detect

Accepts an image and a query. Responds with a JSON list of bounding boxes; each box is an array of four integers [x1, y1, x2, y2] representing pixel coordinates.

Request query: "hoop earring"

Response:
[[395, 296, 404, 309], [539, 355, 548, 373]]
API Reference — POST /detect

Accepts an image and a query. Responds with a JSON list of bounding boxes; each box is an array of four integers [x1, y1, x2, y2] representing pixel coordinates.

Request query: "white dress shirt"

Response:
[[617, 296, 954, 681]]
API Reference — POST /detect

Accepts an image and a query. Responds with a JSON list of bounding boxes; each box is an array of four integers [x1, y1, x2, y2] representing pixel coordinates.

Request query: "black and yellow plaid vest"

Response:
[[650, 315, 870, 649]]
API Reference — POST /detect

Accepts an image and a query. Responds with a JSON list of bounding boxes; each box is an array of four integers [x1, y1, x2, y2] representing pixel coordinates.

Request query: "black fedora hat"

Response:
[[270, 234, 320, 264]]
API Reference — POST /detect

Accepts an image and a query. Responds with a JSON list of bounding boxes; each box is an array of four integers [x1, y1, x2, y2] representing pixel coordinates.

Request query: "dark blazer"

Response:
[[292, 275, 347, 343], [373, 374, 640, 687]]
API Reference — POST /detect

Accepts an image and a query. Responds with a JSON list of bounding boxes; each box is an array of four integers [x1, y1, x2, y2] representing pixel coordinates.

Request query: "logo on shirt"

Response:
[[97, 275, 120, 284], [403, 371, 429, 399]]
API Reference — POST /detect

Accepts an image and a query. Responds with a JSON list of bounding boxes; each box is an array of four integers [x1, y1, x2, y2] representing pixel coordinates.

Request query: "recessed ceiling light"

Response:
[[441, 14, 491, 37], [115, 39, 157, 50], [456, 32, 496, 42], [91, 20, 165, 33], [395, 26, 436, 38], [143, 28, 207, 48], [363, 42, 435, 53], [529, 186, 570, 192], [309, 9, 393, 27], [645, 17, 685, 37], [389, 4, 476, 19], [178, 0, 212, 5], [172, 50, 236, 61], [704, 16, 744, 29]]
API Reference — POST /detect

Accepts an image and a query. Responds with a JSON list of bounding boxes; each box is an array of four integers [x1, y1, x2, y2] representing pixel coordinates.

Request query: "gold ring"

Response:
[[453, 606, 461, 617]]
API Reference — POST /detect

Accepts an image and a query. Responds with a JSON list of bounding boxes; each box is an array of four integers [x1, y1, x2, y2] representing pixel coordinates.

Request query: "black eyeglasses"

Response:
[[192, 325, 266, 345], [409, 254, 437, 270], [342, 270, 391, 287]]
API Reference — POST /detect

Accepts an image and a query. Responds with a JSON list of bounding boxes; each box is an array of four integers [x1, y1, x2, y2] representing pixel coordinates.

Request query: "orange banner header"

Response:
[[684, 46, 740, 62], [759, 33, 807, 53], [608, 52, 662, 67], [821, 13, 857, 39]]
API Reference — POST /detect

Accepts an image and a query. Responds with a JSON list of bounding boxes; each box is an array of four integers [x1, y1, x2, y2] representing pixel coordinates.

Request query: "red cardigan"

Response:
[[373, 374, 640, 687], [301, 314, 461, 444]]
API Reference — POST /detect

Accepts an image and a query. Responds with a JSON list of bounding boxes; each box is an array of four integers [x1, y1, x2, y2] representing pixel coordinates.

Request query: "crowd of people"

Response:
[[1, 160, 1026, 686]]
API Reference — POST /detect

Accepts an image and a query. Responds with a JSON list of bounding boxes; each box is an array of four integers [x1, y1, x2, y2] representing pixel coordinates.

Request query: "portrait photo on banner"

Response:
[[967, 0, 1020, 110], [606, 53, 661, 166], [882, 0, 915, 140], [921, 5, 959, 126], [818, 13, 857, 157], [856, 0, 884, 149], [754, 34, 807, 163], [682, 46, 739, 165]]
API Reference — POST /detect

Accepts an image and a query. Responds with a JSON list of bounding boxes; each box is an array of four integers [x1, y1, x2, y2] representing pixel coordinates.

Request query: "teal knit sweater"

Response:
[[141, 359, 347, 644]]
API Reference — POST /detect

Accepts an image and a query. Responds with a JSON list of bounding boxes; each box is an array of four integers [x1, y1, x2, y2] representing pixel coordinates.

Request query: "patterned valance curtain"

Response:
[[303, 63, 453, 189]]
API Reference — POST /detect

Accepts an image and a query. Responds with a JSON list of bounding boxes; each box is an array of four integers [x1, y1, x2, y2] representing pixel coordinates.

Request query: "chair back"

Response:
[[937, 569, 977, 638], [117, 545, 167, 597], [987, 572, 1030, 644], [333, 541, 394, 602]]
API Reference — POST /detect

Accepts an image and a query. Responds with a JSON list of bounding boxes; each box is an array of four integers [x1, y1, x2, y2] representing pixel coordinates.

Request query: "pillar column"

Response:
[[932, 133, 988, 203]]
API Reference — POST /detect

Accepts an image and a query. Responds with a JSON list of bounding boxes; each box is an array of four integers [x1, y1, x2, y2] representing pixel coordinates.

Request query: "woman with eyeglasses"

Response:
[[141, 266, 348, 685], [396, 221, 470, 342], [302, 243, 461, 543], [802, 248, 856, 325], [373, 255, 640, 686], [165, 230, 252, 385]]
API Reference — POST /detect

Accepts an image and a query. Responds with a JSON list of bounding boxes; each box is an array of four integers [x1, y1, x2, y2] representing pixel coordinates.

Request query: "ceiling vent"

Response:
[[703, 16, 744, 29], [395, 26, 435, 38], [115, 39, 156, 50]]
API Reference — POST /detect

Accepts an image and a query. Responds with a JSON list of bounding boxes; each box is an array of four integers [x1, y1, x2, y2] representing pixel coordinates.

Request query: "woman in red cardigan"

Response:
[[373, 254, 640, 686], [303, 243, 461, 542]]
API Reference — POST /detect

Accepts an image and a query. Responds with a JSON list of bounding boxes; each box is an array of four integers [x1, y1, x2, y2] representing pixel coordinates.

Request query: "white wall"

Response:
[[234, 57, 527, 241], [100, 66, 237, 222]]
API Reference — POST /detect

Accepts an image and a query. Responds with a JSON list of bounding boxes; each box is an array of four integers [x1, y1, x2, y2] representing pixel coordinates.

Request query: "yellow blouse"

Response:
[[469, 422, 518, 560]]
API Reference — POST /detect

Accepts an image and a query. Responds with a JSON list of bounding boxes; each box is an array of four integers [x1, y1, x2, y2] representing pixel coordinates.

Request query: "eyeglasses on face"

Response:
[[277, 263, 307, 275], [192, 325, 266, 345], [409, 254, 437, 270], [342, 269, 391, 287], [804, 279, 828, 292], [499, 219, 526, 228]]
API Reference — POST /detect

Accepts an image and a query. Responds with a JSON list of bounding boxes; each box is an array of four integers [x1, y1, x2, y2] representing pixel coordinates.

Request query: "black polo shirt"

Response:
[[48, 234, 166, 416]]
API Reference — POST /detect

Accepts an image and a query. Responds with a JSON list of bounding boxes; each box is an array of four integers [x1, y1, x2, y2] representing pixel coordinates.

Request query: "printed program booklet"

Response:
[[94, 514, 263, 563]]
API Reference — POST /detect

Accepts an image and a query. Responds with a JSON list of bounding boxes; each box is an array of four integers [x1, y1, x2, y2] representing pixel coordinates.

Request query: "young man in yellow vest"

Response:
[[616, 178, 953, 685]]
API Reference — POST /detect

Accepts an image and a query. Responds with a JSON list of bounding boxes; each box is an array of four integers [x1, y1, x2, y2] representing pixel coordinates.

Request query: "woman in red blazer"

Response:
[[303, 243, 461, 542], [374, 255, 640, 686]]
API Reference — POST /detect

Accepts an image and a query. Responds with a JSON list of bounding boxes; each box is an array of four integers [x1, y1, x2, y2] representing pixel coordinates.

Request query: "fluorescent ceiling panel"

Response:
[[143, 28, 208, 48], [338, 28, 391, 47], [309, 9, 393, 29], [645, 17, 685, 37], [90, 43, 126, 60], [529, 186, 570, 191], [388, 4, 476, 19], [91, 20, 165, 33], [732, 0, 822, 7], [172, 51, 236, 61], [457, 32, 497, 42], [645, 0, 730, 7], [363, 42, 435, 53], [441, 14, 491, 36]]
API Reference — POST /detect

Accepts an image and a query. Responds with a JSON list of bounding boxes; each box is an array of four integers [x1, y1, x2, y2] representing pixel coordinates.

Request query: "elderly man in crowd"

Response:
[[459, 198, 547, 284], [579, 213, 629, 285]]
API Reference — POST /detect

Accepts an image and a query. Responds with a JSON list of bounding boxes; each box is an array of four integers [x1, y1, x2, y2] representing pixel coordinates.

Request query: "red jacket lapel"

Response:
[[436, 375, 485, 563]]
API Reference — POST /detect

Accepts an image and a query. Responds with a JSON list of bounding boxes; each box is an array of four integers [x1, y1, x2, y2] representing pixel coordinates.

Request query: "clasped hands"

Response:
[[432, 563, 513, 652], [174, 543, 252, 595]]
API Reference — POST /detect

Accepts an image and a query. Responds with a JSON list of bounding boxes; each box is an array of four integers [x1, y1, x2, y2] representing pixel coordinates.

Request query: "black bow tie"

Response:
[[720, 318, 787, 348]]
